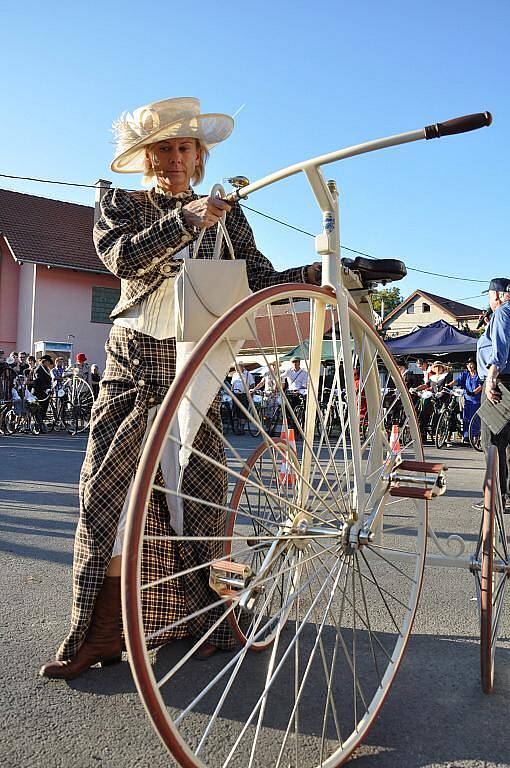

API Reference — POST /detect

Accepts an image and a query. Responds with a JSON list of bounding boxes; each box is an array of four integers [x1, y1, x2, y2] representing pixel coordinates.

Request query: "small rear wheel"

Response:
[[475, 445, 509, 693]]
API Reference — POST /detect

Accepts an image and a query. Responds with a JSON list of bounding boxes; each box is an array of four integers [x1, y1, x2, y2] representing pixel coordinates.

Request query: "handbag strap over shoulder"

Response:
[[193, 183, 236, 261]]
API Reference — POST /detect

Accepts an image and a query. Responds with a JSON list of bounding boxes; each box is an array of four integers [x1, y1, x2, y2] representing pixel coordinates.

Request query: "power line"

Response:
[[241, 203, 487, 283], [0, 170, 488, 285], [0, 173, 100, 190], [457, 293, 486, 302]]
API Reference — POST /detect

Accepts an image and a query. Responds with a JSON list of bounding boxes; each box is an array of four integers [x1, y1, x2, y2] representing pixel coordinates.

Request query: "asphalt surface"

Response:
[[1, 431, 509, 768]]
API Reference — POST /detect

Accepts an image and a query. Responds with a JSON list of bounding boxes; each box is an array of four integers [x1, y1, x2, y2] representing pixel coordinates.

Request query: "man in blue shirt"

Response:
[[476, 277, 510, 508]]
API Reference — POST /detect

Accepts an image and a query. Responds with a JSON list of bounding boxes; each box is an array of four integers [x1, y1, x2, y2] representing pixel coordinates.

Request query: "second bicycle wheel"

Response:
[[434, 409, 450, 449], [123, 284, 427, 768], [474, 444, 509, 693], [64, 376, 94, 434]]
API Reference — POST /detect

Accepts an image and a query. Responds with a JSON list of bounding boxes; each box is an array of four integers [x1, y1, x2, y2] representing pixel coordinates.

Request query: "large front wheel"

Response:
[[123, 284, 427, 768]]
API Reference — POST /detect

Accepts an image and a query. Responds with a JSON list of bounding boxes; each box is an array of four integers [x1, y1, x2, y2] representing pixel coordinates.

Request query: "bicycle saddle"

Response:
[[341, 256, 407, 286]]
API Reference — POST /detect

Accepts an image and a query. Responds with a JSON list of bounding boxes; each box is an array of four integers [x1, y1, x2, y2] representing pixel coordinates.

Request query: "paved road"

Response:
[[0, 431, 509, 768]]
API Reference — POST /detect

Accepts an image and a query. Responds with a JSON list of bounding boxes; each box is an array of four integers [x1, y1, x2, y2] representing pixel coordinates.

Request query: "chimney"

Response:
[[94, 179, 112, 226]]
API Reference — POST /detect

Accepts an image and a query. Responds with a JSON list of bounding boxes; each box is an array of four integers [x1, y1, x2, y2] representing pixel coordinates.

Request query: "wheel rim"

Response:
[[476, 445, 509, 693], [435, 411, 448, 449], [64, 376, 94, 433], [123, 284, 427, 768]]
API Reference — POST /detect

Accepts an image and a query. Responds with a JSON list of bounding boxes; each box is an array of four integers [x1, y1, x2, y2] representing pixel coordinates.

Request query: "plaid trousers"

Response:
[[56, 325, 233, 661]]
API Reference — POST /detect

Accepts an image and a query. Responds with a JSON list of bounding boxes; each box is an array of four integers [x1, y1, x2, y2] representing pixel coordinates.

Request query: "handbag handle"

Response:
[[193, 184, 236, 261]]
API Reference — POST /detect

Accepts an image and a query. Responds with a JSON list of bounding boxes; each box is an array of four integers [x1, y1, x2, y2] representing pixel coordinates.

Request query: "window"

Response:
[[422, 303, 431, 313], [91, 286, 121, 324], [406, 304, 415, 314]]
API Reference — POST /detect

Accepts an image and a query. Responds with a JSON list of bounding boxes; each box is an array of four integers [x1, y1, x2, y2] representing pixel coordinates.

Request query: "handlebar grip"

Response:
[[425, 111, 492, 139]]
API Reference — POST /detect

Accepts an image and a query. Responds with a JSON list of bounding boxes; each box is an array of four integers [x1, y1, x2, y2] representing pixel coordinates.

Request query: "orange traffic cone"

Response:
[[279, 427, 297, 485], [389, 424, 401, 455]]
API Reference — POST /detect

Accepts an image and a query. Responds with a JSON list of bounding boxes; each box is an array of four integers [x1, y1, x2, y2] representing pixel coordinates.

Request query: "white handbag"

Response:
[[174, 186, 254, 343]]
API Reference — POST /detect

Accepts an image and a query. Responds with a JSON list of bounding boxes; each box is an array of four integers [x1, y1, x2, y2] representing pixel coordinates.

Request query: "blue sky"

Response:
[[1, 0, 508, 310]]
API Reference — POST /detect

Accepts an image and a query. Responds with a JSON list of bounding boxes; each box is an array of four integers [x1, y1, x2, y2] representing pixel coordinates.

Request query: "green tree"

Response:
[[371, 287, 403, 318]]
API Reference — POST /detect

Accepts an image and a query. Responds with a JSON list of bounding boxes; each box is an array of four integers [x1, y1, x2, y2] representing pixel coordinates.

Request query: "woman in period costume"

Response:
[[40, 97, 320, 679]]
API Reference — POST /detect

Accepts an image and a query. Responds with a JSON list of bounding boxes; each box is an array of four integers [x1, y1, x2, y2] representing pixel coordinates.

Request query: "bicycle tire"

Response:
[[4, 409, 17, 435], [247, 405, 262, 437], [475, 445, 509, 693], [434, 410, 450, 449], [123, 284, 427, 768]]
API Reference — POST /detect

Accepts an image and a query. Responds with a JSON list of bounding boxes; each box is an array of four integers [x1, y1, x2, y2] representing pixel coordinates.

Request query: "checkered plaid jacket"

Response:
[[93, 187, 311, 319]]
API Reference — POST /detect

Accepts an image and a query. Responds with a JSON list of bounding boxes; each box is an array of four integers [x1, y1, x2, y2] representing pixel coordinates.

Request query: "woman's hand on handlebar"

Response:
[[183, 195, 231, 230]]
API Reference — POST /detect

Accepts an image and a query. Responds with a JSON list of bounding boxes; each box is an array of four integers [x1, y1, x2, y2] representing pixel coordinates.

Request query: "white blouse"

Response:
[[114, 244, 189, 340]]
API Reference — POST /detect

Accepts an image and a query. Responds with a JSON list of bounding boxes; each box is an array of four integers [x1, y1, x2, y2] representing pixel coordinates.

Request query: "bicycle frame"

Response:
[[228, 115, 493, 573], [229, 127, 427, 525]]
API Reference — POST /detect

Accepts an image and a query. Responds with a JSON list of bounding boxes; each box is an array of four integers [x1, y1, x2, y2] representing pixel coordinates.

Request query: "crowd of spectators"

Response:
[[396, 356, 481, 445], [0, 349, 103, 433]]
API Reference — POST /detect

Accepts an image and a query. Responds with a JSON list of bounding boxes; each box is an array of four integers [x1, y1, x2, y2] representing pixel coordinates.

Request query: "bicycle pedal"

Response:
[[386, 460, 447, 500], [209, 560, 253, 597]]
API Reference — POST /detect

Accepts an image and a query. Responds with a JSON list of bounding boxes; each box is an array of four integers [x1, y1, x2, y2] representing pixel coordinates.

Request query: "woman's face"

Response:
[[147, 138, 200, 193], [467, 361, 476, 374]]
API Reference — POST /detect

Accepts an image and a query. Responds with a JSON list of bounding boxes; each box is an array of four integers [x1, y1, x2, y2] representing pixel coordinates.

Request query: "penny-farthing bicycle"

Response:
[[122, 112, 505, 767]]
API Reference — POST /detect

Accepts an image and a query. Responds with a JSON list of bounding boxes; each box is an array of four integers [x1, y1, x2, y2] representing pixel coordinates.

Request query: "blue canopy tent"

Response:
[[385, 319, 477, 357]]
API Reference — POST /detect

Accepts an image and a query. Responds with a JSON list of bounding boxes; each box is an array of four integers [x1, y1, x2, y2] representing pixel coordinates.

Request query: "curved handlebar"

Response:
[[424, 112, 492, 140], [224, 111, 492, 203]]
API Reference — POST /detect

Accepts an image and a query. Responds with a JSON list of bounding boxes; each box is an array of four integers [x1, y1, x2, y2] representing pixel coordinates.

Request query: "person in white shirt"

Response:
[[283, 357, 309, 396], [251, 361, 281, 396], [230, 363, 255, 432], [251, 361, 282, 419], [230, 362, 255, 394]]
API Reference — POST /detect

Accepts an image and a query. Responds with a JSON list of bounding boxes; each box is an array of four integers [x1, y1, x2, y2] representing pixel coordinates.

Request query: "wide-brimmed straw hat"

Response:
[[110, 97, 234, 174], [429, 360, 446, 373]]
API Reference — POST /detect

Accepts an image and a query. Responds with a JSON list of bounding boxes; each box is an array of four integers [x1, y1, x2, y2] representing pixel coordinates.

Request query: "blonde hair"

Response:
[[142, 139, 209, 187]]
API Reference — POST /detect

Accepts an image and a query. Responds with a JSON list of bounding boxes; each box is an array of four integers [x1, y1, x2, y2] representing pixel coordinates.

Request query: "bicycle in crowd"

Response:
[[412, 385, 481, 450], [1, 371, 94, 436], [433, 386, 464, 449]]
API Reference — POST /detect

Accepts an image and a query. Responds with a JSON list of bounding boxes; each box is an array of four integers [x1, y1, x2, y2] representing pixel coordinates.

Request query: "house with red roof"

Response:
[[0, 187, 119, 367], [381, 289, 482, 338]]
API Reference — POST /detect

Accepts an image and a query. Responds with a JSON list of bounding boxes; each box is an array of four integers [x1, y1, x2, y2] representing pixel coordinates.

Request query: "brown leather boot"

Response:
[[39, 576, 122, 680]]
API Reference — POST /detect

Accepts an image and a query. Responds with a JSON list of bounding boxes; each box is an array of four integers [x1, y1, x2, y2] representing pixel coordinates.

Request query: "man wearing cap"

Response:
[[75, 353, 90, 382], [283, 357, 309, 397], [476, 277, 510, 509]]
